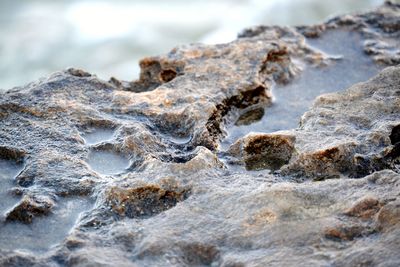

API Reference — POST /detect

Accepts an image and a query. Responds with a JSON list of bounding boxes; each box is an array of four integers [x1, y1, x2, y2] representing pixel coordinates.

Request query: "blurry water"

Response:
[[0, 0, 383, 90]]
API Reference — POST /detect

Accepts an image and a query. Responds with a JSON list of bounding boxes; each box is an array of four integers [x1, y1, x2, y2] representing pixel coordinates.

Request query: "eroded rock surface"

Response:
[[0, 2, 399, 266]]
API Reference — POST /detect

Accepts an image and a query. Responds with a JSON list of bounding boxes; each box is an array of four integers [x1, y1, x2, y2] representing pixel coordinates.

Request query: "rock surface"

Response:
[[0, 2, 399, 266]]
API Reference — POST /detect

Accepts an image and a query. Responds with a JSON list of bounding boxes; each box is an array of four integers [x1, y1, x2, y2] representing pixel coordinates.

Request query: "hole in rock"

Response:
[[221, 30, 384, 149], [87, 149, 130, 175], [129, 59, 183, 92], [82, 128, 115, 145], [0, 148, 25, 219], [390, 125, 400, 145], [0, 197, 92, 252], [159, 69, 177, 83]]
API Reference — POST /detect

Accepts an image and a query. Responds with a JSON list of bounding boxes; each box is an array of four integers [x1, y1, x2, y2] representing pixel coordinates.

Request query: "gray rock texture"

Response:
[[0, 2, 399, 266]]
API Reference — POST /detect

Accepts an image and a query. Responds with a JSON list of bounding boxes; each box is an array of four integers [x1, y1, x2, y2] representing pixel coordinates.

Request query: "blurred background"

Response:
[[0, 0, 389, 90]]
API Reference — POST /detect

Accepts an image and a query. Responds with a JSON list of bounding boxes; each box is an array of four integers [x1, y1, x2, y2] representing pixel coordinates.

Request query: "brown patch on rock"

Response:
[[324, 225, 365, 241], [6, 196, 54, 224], [229, 133, 295, 170], [344, 197, 383, 219], [376, 201, 400, 231], [106, 184, 190, 219], [283, 143, 357, 180], [314, 147, 340, 161], [245, 134, 295, 170], [159, 69, 177, 83]]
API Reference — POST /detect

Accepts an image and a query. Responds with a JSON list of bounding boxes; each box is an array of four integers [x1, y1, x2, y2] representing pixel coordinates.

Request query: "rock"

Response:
[[0, 2, 399, 266], [228, 132, 296, 170], [105, 184, 190, 219], [281, 66, 400, 179], [6, 195, 54, 224]]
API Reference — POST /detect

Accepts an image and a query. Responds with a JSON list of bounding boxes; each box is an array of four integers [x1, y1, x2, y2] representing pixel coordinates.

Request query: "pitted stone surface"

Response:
[[0, 2, 399, 266]]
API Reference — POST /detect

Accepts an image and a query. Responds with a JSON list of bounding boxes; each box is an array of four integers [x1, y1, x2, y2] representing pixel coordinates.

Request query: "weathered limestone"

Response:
[[0, 2, 399, 266]]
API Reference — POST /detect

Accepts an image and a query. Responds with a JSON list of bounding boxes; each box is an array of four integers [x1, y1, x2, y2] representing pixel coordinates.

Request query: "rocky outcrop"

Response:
[[0, 2, 399, 266], [282, 66, 400, 179]]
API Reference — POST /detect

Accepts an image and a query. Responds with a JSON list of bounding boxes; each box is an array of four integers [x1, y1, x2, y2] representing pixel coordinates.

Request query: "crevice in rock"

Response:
[[205, 85, 269, 150]]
